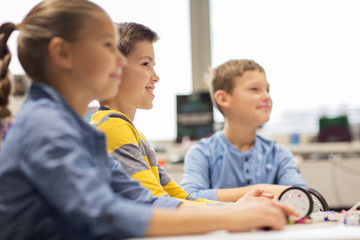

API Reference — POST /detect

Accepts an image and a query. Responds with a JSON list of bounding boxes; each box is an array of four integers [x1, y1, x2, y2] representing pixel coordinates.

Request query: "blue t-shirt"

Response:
[[0, 82, 180, 240], [181, 130, 307, 200]]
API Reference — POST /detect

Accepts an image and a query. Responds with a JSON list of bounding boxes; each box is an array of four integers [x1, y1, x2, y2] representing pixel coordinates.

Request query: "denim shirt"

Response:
[[181, 130, 307, 200], [0, 82, 180, 240]]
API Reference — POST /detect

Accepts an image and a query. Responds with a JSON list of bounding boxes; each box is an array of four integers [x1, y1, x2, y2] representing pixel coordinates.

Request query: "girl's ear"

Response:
[[48, 37, 72, 69], [214, 90, 230, 109]]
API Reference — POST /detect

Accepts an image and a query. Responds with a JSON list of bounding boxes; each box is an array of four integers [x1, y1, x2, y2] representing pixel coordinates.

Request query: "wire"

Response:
[[329, 154, 360, 207], [329, 154, 360, 176]]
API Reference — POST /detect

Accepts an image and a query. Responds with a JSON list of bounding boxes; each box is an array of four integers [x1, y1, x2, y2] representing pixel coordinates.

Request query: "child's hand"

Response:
[[234, 188, 274, 205], [225, 197, 300, 232]]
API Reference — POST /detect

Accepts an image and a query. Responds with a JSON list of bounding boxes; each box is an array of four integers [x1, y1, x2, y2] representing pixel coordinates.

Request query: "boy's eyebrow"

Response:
[[245, 80, 270, 88], [137, 56, 154, 62], [137, 56, 156, 65]]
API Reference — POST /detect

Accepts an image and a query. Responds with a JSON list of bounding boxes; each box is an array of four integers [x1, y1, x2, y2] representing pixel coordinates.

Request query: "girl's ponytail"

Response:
[[0, 22, 16, 119]]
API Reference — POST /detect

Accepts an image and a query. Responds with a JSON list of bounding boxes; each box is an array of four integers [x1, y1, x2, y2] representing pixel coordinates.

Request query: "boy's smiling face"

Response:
[[117, 40, 160, 113], [225, 70, 272, 127]]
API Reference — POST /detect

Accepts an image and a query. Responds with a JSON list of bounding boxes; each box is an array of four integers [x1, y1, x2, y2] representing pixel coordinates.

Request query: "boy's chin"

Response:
[[256, 118, 270, 128], [140, 105, 154, 110]]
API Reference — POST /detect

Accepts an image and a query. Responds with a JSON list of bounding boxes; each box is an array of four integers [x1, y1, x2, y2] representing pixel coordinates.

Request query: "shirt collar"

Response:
[[29, 82, 83, 122], [98, 106, 111, 111], [29, 82, 66, 105], [29, 82, 99, 135]]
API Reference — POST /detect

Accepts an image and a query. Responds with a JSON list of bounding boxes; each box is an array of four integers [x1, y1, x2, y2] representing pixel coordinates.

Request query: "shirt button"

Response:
[[247, 179, 251, 185], [245, 157, 249, 162], [246, 169, 250, 174]]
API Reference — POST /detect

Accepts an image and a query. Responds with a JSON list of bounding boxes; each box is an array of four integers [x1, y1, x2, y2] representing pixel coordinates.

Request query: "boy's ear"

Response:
[[48, 37, 73, 69], [214, 90, 230, 108]]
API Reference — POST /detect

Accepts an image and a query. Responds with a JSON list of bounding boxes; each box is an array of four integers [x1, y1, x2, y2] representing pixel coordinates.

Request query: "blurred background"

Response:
[[2, 0, 360, 210]]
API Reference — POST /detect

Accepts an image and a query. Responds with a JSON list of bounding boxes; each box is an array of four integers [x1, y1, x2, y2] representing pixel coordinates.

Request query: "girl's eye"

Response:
[[142, 62, 150, 67], [105, 42, 115, 50], [250, 87, 258, 91]]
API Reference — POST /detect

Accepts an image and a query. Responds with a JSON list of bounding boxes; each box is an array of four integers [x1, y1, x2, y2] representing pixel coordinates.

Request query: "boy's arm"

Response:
[[216, 184, 288, 202], [181, 143, 218, 200], [157, 163, 218, 204], [111, 142, 171, 197], [98, 117, 171, 197], [275, 145, 308, 188], [108, 155, 182, 208]]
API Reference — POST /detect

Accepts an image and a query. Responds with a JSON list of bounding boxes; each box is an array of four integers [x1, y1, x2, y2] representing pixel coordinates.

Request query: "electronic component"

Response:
[[279, 187, 330, 221], [307, 188, 329, 212], [279, 186, 313, 220]]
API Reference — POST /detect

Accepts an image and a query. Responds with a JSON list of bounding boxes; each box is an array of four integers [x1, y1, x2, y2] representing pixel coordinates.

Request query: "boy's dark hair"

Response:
[[209, 59, 265, 115], [117, 22, 159, 56]]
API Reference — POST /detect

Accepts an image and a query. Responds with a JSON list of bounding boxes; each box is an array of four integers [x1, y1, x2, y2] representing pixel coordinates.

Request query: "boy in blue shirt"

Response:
[[182, 59, 307, 202]]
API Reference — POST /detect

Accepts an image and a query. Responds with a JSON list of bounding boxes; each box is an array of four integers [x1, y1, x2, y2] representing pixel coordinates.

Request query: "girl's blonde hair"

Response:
[[0, 0, 107, 116]]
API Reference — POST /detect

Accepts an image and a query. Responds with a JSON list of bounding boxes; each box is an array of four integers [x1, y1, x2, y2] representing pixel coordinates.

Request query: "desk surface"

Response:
[[286, 141, 360, 155], [129, 222, 360, 240]]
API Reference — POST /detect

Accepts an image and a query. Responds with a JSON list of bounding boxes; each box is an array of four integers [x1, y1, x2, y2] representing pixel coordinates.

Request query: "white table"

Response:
[[129, 222, 360, 240]]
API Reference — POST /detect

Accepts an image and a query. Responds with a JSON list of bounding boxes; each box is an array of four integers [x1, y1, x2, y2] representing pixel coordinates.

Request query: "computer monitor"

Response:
[[176, 92, 214, 143]]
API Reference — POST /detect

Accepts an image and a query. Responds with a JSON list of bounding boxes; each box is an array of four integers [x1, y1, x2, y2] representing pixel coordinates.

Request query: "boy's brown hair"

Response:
[[117, 22, 159, 56], [209, 59, 265, 115]]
